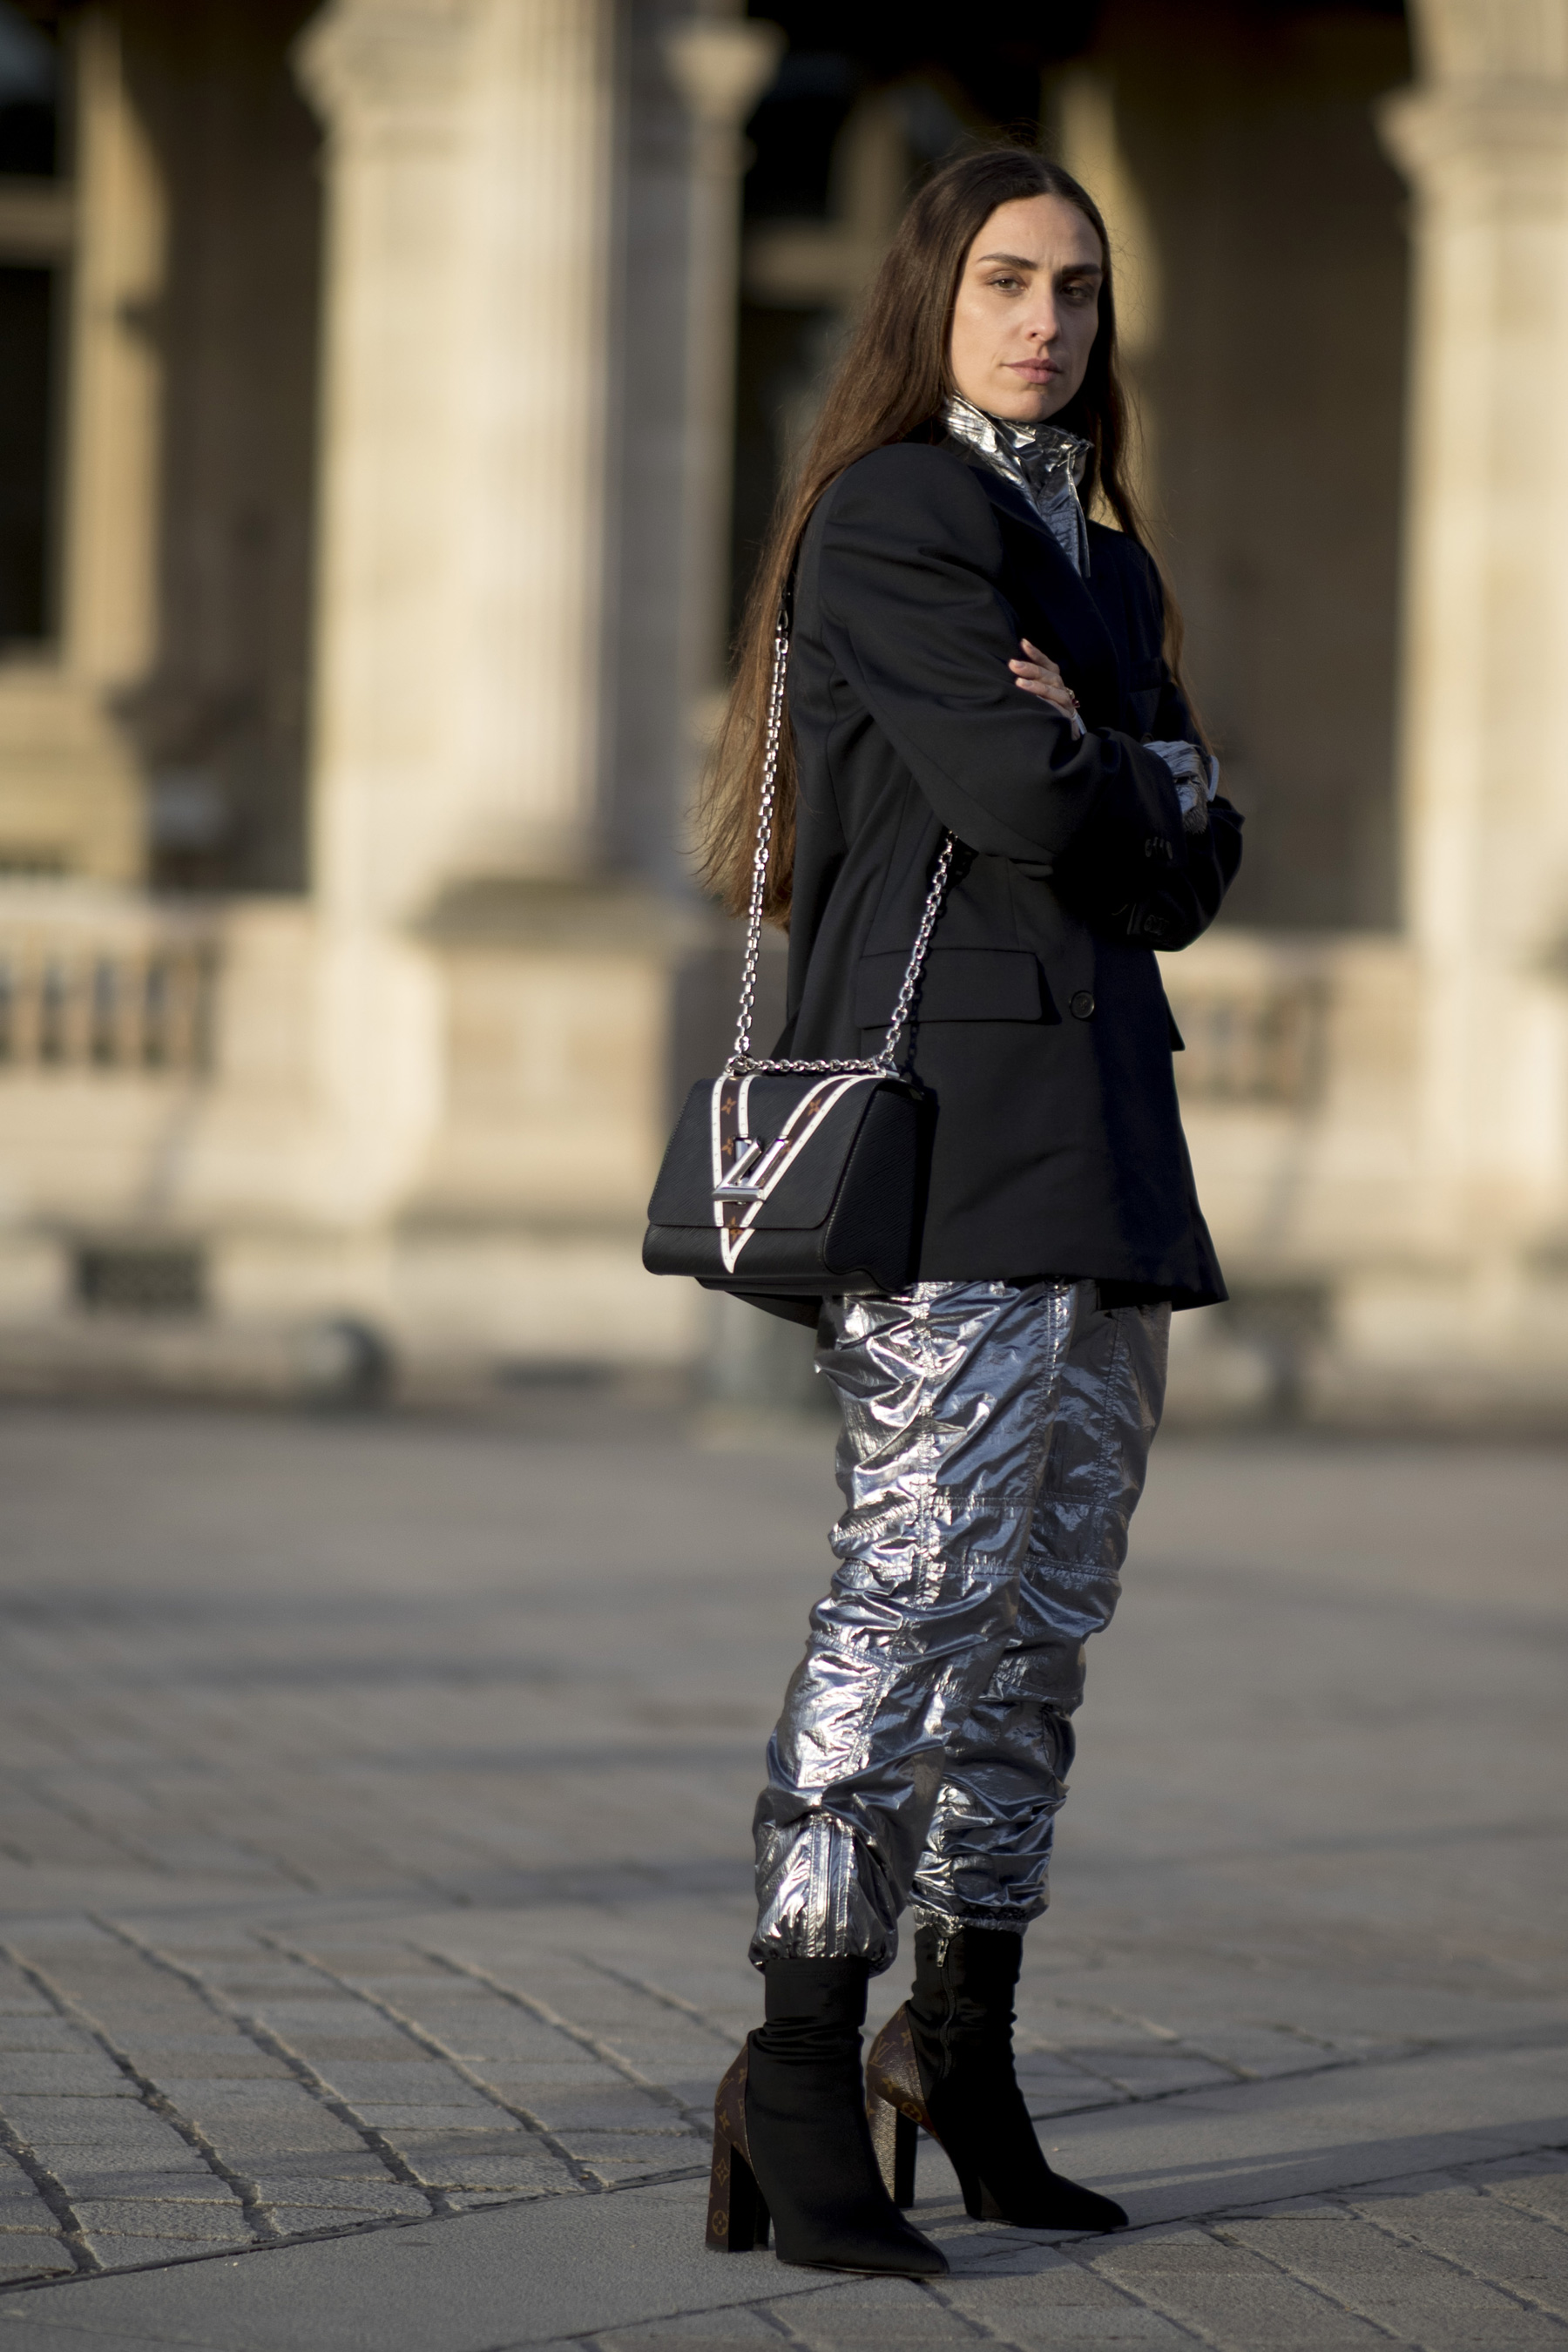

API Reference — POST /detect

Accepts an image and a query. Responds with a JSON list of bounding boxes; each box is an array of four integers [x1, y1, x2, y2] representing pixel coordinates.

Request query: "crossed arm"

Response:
[[817, 447, 1240, 946]]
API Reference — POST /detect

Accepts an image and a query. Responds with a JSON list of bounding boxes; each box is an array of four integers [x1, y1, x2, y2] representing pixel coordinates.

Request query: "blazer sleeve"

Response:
[[1106, 797, 1245, 953], [1052, 531, 1243, 952], [816, 446, 1186, 879]]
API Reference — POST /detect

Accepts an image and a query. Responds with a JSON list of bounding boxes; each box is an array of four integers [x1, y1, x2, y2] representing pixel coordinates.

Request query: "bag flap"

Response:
[[739, 1075, 885, 1231], [646, 1079, 719, 1226], [646, 1072, 891, 1236], [854, 946, 1043, 1027]]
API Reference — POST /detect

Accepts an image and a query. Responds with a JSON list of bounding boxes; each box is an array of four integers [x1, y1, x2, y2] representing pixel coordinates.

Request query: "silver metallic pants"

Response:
[[752, 1280, 1170, 1972]]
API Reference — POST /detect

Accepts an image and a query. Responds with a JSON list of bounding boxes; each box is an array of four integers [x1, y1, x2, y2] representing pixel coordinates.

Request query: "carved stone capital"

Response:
[[294, 0, 481, 148], [1380, 79, 1568, 217], [1406, 0, 1568, 87], [661, 17, 782, 139]]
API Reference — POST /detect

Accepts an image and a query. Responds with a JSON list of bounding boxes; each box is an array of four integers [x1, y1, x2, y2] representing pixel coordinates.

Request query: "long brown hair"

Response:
[[698, 145, 1195, 924]]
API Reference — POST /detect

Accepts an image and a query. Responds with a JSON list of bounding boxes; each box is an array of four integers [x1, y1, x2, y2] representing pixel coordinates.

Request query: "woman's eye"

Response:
[[989, 274, 1023, 293]]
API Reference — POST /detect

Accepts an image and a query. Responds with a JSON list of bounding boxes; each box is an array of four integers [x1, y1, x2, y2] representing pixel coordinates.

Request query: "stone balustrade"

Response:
[[0, 889, 218, 1077], [1166, 971, 1328, 1109]]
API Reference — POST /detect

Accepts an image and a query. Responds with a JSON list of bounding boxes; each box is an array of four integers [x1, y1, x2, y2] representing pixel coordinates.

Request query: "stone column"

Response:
[[0, 8, 155, 883], [64, 10, 166, 699], [1380, 4, 1568, 1295], [297, 0, 616, 926], [294, 0, 618, 1219], [662, 11, 783, 747]]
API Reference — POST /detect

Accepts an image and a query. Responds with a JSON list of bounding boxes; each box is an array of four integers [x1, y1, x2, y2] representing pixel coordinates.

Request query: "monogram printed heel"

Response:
[[706, 2046, 771, 2252], [865, 2007, 929, 2210], [867, 2082, 920, 2208]]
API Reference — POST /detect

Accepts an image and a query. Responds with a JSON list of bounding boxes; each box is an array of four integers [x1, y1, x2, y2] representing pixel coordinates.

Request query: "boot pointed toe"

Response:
[[981, 2167, 1128, 2234], [1047, 2178, 1127, 2234], [779, 2208, 948, 2277]]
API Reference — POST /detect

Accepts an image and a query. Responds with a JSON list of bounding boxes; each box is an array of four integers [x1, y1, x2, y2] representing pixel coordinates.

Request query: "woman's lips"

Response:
[[1008, 362, 1059, 383]]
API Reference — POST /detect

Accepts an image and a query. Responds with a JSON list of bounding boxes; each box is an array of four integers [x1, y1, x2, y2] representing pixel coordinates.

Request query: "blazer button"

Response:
[[1070, 990, 1096, 1019]]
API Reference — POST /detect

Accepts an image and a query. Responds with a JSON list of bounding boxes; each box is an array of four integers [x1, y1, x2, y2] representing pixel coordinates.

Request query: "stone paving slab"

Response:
[[6, 2142, 1568, 2351], [0, 1402, 1565, 2348]]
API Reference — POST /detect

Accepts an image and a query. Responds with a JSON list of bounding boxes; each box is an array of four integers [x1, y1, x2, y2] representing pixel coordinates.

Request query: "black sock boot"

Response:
[[707, 1957, 947, 2274], [867, 1925, 1127, 2233]]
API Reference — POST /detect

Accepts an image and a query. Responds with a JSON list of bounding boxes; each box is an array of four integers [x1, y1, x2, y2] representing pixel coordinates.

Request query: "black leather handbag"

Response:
[[642, 615, 953, 1302]]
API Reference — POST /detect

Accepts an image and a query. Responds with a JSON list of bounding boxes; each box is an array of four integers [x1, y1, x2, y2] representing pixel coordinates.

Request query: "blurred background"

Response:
[[0, 0, 1563, 1428]]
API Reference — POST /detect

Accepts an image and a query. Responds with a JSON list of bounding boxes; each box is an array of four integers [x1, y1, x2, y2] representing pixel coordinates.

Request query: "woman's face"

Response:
[[948, 194, 1105, 424]]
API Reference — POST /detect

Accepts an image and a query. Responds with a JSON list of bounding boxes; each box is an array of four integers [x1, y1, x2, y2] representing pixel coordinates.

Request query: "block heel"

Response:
[[867, 2080, 920, 2208], [707, 2047, 771, 2251]]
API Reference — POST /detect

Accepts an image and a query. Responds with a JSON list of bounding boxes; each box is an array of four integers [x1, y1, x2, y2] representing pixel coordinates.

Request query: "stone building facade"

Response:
[[0, 0, 1564, 1422]]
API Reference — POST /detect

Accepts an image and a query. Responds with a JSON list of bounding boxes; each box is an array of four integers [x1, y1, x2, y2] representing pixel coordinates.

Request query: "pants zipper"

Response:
[[938, 1950, 958, 2085]]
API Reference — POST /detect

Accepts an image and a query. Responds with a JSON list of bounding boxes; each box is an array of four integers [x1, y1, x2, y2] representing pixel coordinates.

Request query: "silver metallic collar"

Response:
[[943, 393, 1092, 576]]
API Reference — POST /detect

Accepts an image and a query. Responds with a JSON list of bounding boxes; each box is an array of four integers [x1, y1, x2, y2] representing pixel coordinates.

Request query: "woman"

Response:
[[700, 148, 1242, 2276]]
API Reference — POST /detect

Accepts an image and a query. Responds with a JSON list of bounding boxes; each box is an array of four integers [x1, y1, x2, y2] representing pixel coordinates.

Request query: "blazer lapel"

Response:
[[960, 456, 1125, 727]]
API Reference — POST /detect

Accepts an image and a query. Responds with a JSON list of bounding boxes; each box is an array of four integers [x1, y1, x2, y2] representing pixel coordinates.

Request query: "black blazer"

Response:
[[775, 433, 1243, 1308]]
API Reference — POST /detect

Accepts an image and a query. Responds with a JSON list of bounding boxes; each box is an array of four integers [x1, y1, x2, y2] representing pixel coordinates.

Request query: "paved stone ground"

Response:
[[0, 1394, 1564, 2351]]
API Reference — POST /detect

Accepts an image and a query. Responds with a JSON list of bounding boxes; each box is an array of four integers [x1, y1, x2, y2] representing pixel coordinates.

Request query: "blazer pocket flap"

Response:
[[855, 947, 1043, 1027]]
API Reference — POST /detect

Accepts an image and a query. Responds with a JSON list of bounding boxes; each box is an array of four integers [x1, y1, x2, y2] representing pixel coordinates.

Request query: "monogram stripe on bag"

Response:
[[710, 1071, 882, 1274]]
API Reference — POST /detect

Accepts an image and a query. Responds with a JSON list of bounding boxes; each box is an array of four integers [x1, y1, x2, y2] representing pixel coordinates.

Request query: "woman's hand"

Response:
[[1009, 638, 1082, 732]]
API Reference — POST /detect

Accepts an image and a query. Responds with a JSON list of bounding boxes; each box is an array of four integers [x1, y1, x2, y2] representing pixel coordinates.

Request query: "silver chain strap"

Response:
[[728, 618, 954, 1078]]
